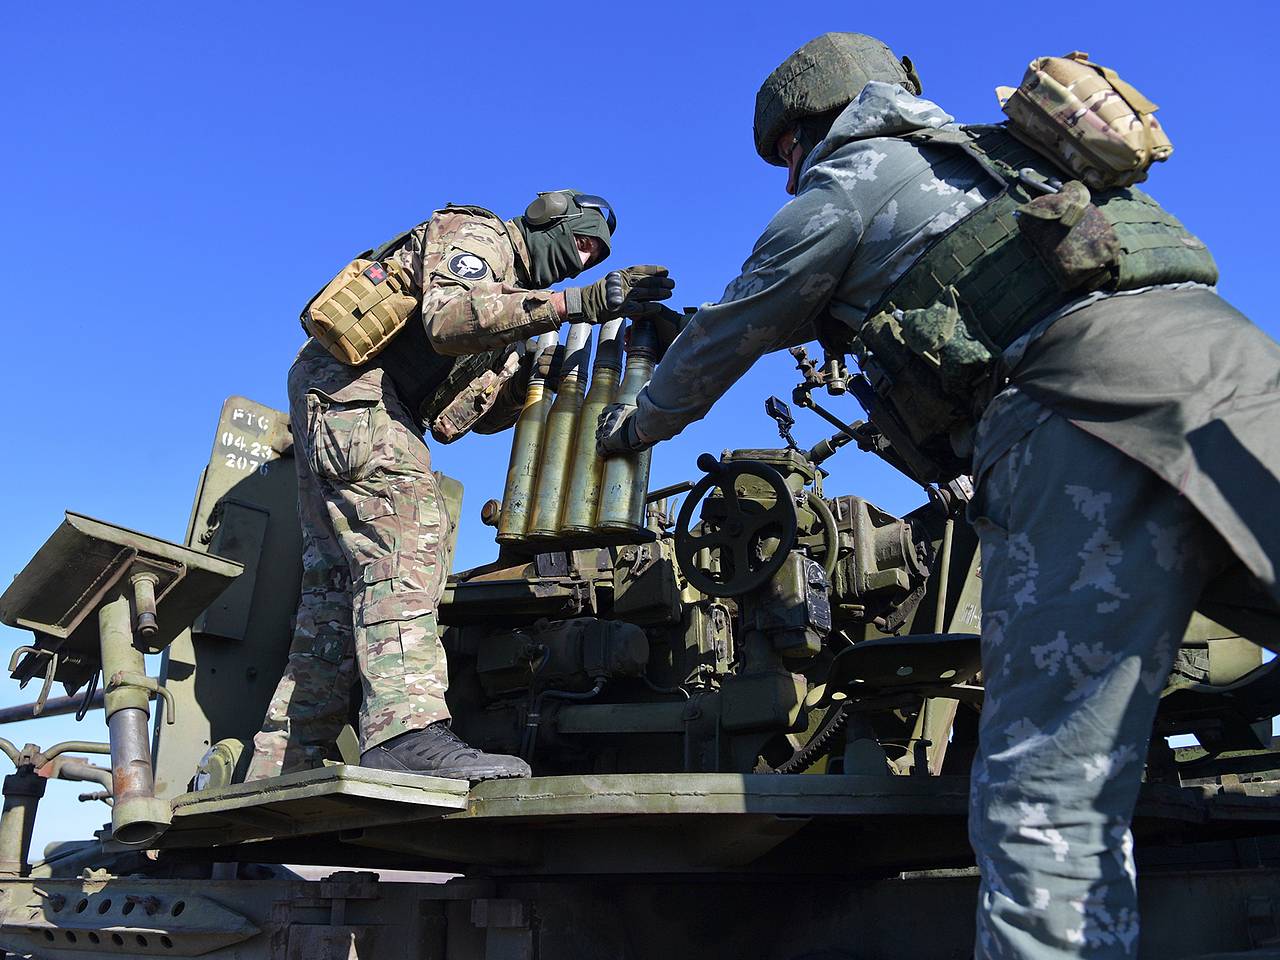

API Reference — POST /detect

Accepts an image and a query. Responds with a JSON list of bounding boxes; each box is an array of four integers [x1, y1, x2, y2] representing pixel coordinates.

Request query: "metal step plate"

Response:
[[164, 765, 469, 847]]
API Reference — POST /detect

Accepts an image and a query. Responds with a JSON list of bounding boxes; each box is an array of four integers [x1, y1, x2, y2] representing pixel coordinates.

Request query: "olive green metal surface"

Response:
[[0, 512, 243, 684], [164, 765, 470, 847]]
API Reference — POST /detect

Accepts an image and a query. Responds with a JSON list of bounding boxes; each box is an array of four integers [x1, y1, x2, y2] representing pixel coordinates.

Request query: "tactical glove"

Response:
[[645, 303, 690, 357], [596, 402, 653, 456], [532, 342, 565, 389], [567, 265, 675, 323]]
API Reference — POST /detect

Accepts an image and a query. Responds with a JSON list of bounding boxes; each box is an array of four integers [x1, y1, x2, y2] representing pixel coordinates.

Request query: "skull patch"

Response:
[[447, 252, 490, 281]]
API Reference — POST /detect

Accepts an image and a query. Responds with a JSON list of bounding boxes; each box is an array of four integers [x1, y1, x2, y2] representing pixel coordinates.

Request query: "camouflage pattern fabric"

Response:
[[968, 407, 1233, 958], [246, 342, 455, 780], [364, 204, 560, 439], [627, 75, 1280, 959], [633, 82, 996, 444], [248, 203, 562, 780], [388, 204, 560, 356], [1007, 286, 1280, 610], [247, 202, 567, 780], [997, 53, 1172, 191]]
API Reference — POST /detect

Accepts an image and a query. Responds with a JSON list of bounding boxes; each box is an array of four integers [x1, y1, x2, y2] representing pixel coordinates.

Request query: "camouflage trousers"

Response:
[[967, 412, 1233, 958], [246, 344, 454, 781]]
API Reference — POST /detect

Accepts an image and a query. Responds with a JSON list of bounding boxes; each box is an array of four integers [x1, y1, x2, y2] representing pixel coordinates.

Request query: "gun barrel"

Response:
[[496, 330, 559, 544]]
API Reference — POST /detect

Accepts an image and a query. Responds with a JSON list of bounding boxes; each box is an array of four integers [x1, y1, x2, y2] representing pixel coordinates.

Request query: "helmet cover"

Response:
[[754, 32, 921, 165]]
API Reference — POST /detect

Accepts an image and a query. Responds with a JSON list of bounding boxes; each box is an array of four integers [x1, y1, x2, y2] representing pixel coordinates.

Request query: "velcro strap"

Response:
[[1066, 51, 1160, 115]]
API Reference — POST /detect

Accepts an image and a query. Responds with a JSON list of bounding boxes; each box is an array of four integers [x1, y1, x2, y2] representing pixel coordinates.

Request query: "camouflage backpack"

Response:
[[997, 51, 1174, 190]]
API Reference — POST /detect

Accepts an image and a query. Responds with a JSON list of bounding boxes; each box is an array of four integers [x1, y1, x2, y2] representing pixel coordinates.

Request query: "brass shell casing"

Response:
[[528, 322, 593, 538], [597, 442, 652, 533], [595, 318, 657, 533], [560, 366, 620, 533], [560, 318, 624, 535], [496, 331, 559, 544], [528, 374, 588, 537]]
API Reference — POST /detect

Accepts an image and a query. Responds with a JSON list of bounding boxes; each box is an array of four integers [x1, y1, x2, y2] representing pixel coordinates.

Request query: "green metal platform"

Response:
[[156, 768, 1280, 877]]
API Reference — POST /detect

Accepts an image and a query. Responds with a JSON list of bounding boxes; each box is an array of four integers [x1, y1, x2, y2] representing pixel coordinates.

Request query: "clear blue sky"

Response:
[[2, 1, 1276, 854]]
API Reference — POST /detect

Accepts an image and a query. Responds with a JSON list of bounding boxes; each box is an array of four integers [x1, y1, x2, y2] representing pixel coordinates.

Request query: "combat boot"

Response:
[[360, 721, 531, 781]]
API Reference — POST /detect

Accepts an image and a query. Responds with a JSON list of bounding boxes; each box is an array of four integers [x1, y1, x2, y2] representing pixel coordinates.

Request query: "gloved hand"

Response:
[[596, 402, 653, 456], [533, 342, 564, 387], [567, 265, 675, 323], [645, 303, 689, 357], [606, 265, 676, 318]]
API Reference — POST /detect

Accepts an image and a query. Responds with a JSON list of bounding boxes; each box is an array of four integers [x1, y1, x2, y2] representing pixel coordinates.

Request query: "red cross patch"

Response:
[[363, 264, 388, 284]]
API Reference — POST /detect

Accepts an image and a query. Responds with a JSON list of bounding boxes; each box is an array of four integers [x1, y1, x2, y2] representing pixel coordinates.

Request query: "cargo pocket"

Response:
[[896, 286, 994, 399], [356, 568, 438, 631], [352, 479, 441, 629], [1017, 181, 1119, 292], [418, 472, 443, 533], [359, 618, 408, 685], [305, 389, 389, 482], [309, 634, 347, 665]]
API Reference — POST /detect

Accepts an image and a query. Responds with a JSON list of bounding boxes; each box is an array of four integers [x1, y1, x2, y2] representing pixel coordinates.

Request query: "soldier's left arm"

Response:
[[633, 171, 863, 444]]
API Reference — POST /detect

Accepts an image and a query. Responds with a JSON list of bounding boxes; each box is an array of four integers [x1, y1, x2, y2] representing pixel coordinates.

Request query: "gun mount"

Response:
[[1, 340, 1280, 958]]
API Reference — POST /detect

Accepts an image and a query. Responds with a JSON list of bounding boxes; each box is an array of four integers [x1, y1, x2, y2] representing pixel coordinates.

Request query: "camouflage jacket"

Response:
[[388, 204, 560, 356], [634, 83, 996, 443], [376, 205, 561, 439]]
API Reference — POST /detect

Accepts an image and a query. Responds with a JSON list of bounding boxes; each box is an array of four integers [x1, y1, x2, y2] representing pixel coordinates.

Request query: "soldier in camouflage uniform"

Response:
[[247, 192, 672, 782], [598, 34, 1280, 959]]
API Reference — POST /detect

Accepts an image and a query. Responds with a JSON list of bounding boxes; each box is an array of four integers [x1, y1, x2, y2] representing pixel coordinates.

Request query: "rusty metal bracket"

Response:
[[567, 578, 593, 617]]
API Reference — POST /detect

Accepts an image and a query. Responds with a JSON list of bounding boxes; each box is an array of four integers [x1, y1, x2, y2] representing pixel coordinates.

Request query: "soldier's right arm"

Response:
[[632, 165, 865, 445], [398, 215, 562, 358]]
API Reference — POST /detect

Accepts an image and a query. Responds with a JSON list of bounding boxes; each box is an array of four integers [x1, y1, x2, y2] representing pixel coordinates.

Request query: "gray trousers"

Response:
[[968, 413, 1232, 958]]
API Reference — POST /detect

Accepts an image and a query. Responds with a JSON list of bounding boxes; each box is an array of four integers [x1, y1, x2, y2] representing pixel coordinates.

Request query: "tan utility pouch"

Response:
[[301, 257, 418, 365], [997, 52, 1173, 190]]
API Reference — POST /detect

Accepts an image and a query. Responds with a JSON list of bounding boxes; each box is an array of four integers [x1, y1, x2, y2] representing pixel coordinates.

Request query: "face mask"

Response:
[[516, 192, 613, 288]]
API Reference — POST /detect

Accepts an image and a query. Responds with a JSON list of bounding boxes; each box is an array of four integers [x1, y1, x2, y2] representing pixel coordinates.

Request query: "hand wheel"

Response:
[[674, 454, 799, 597]]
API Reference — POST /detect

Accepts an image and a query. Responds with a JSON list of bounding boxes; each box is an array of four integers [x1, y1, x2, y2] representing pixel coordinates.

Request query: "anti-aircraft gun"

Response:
[[1, 321, 1280, 959]]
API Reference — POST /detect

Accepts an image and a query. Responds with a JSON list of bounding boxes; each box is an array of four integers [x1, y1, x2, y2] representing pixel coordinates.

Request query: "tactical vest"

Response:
[[361, 223, 504, 433], [840, 123, 1218, 482]]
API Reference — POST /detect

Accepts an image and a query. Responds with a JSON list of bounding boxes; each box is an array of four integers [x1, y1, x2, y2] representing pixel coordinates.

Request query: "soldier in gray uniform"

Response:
[[598, 33, 1280, 959], [247, 192, 672, 784]]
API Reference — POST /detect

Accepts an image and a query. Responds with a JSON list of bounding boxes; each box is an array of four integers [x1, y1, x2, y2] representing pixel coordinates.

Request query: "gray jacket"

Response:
[[635, 82, 998, 442], [637, 81, 1280, 609]]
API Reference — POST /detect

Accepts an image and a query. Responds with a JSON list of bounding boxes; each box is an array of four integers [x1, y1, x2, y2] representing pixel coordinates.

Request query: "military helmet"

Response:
[[754, 32, 922, 166], [524, 191, 617, 236]]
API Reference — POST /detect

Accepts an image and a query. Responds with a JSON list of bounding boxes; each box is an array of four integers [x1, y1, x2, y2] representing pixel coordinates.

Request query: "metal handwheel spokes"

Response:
[[674, 455, 800, 597]]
